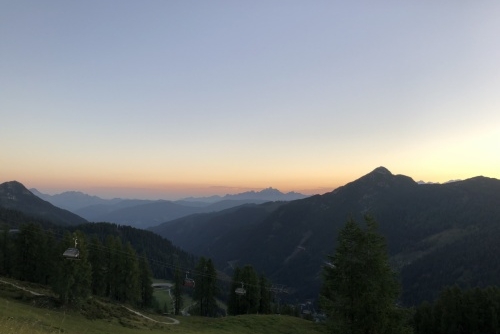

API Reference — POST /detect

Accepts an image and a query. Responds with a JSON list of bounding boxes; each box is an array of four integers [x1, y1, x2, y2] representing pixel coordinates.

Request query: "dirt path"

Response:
[[122, 306, 180, 325], [0, 278, 179, 325], [0, 279, 44, 296]]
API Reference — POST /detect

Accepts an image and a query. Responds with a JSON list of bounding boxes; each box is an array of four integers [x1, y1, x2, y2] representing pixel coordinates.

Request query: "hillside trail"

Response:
[[122, 306, 180, 325], [166, 286, 192, 317], [0, 278, 179, 325], [0, 278, 44, 296]]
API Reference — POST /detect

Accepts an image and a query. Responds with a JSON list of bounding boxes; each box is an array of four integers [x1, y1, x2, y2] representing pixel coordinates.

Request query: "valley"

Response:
[[2, 167, 500, 332]]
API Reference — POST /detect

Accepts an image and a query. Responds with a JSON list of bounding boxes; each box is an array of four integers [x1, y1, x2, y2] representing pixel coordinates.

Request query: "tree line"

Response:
[[414, 285, 500, 334], [320, 216, 412, 334], [319, 215, 500, 334], [0, 222, 154, 308], [0, 213, 284, 318], [7, 208, 499, 331], [170, 257, 276, 317]]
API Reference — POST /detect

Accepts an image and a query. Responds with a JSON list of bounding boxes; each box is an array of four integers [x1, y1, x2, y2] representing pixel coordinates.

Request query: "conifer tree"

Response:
[[53, 231, 92, 305], [194, 257, 208, 315], [173, 268, 183, 315], [88, 236, 107, 296], [122, 242, 141, 304], [0, 227, 9, 275], [414, 285, 500, 334], [193, 257, 218, 316], [227, 267, 242, 315], [259, 274, 272, 314], [204, 258, 218, 316], [320, 216, 410, 334], [42, 231, 59, 286], [228, 265, 260, 315], [138, 255, 154, 308], [241, 265, 260, 314], [14, 223, 42, 282], [105, 235, 122, 300], [70, 231, 92, 302]]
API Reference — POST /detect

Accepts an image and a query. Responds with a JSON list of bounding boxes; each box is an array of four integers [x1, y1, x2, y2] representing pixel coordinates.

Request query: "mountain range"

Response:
[[149, 167, 500, 305], [3, 167, 500, 307], [30, 187, 309, 228]]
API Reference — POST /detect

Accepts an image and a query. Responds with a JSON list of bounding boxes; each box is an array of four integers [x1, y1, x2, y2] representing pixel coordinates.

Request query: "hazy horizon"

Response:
[[2, 2, 499, 199], [18, 166, 475, 201], [29, 183, 329, 201]]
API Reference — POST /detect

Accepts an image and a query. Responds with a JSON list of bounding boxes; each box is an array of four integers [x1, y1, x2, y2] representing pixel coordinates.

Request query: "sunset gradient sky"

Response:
[[2, 1, 500, 199]]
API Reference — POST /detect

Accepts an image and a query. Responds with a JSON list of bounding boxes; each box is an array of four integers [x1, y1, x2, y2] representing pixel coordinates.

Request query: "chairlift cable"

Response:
[[3, 221, 290, 292]]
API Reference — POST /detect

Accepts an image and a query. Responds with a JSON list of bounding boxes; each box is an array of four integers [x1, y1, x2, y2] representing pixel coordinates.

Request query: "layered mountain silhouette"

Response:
[[0, 181, 87, 226], [4, 167, 500, 306], [32, 187, 309, 228], [149, 167, 500, 305], [181, 187, 308, 203], [30, 188, 122, 211]]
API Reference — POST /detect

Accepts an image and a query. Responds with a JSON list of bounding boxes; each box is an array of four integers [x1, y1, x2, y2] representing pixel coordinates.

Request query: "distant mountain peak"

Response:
[[221, 187, 307, 201], [256, 187, 281, 195], [181, 187, 309, 203], [1, 180, 33, 197], [3, 180, 28, 190], [0, 181, 86, 226], [372, 166, 392, 175], [328, 167, 417, 199]]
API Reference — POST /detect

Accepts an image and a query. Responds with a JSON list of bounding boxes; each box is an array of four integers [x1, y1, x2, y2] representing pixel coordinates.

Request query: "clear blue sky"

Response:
[[1, 1, 499, 199]]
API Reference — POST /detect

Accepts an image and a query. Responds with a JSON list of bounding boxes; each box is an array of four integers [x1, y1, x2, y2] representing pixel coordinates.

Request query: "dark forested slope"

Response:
[[150, 167, 500, 305]]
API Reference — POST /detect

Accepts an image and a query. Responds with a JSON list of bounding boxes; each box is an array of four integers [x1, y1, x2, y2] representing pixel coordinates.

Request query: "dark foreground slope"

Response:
[[0, 277, 326, 334], [151, 167, 500, 305]]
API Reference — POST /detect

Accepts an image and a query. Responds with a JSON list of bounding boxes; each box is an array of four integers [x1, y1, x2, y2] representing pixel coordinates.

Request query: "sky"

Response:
[[1, 1, 500, 200]]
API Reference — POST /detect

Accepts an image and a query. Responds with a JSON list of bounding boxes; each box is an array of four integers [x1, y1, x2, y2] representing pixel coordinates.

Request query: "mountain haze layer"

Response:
[[32, 187, 309, 228]]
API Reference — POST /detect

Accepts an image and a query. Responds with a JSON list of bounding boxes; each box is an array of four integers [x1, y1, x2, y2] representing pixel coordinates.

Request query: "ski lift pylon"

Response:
[[235, 282, 246, 296], [63, 236, 80, 260]]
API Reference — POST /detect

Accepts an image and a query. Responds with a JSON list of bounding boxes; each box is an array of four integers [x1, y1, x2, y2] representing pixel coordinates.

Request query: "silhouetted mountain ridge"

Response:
[[31, 189, 122, 211], [0, 181, 87, 226], [179, 187, 308, 203], [31, 187, 309, 228]]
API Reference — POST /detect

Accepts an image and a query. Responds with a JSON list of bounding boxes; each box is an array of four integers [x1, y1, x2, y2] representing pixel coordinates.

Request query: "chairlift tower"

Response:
[[63, 236, 80, 260]]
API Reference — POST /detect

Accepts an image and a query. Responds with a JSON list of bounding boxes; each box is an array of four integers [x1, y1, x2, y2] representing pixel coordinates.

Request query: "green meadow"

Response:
[[0, 278, 326, 334]]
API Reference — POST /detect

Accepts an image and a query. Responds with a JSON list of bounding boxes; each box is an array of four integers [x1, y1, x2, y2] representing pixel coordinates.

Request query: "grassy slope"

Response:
[[0, 278, 326, 334]]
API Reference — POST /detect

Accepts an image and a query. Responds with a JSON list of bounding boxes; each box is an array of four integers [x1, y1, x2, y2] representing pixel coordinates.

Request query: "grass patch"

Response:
[[153, 287, 173, 312], [1, 276, 326, 334]]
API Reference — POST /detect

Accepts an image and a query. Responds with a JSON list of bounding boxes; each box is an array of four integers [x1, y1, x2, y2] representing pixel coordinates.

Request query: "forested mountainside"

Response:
[[4, 169, 500, 306], [0, 207, 195, 281], [75, 222, 196, 279], [149, 201, 287, 257], [151, 167, 500, 305]]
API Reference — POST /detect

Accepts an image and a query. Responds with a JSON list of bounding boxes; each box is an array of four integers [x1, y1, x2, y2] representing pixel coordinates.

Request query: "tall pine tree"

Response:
[[173, 268, 183, 315], [138, 254, 154, 308], [53, 231, 92, 305], [193, 257, 218, 317], [88, 236, 107, 296], [121, 242, 141, 304], [228, 265, 260, 315], [320, 216, 410, 334], [259, 274, 272, 314]]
